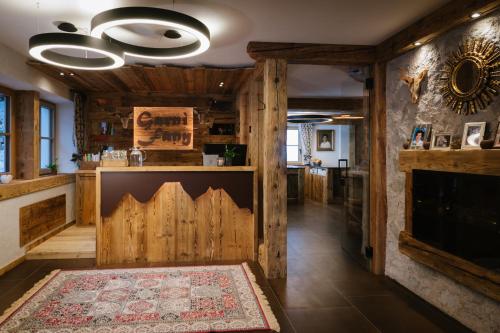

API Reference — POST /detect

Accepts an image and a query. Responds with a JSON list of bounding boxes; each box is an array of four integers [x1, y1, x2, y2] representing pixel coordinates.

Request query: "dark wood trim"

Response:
[[288, 97, 363, 111], [369, 62, 387, 275], [399, 231, 500, 302], [376, 0, 500, 62], [247, 42, 376, 65]]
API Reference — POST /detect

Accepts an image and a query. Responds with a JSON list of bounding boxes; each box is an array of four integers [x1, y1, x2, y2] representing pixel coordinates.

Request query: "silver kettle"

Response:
[[129, 147, 147, 167]]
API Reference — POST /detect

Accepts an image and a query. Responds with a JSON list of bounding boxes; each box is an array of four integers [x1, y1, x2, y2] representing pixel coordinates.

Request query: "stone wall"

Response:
[[385, 13, 500, 333]]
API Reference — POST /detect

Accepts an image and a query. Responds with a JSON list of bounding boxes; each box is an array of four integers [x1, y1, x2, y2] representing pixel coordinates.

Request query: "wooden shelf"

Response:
[[399, 149, 500, 176], [399, 231, 500, 302], [0, 174, 75, 201]]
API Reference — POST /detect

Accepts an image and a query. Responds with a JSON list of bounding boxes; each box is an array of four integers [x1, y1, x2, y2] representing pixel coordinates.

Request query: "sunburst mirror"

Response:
[[440, 38, 500, 115]]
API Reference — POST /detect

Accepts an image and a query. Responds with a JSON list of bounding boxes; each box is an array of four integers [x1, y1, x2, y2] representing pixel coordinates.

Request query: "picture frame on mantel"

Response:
[[410, 124, 432, 149], [493, 122, 500, 149], [461, 122, 486, 150], [430, 132, 451, 150]]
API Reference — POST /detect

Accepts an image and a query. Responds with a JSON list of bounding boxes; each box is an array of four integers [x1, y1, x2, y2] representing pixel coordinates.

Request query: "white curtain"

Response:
[[299, 123, 313, 164]]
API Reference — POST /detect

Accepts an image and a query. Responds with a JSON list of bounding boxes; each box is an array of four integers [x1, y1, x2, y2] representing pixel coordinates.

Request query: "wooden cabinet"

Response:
[[75, 171, 96, 225]]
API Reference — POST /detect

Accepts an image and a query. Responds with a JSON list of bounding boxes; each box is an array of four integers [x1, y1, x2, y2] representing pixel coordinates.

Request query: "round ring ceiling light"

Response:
[[29, 33, 125, 70], [90, 7, 210, 60], [287, 115, 332, 124]]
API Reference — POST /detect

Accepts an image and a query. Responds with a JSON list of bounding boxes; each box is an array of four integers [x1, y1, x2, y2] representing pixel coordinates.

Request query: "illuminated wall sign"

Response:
[[133, 107, 193, 150]]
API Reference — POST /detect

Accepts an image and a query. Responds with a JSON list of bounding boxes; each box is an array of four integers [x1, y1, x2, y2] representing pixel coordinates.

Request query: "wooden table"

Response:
[[95, 166, 257, 266]]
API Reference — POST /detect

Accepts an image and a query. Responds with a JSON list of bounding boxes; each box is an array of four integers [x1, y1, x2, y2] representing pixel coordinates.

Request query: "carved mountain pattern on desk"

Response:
[[99, 182, 255, 265]]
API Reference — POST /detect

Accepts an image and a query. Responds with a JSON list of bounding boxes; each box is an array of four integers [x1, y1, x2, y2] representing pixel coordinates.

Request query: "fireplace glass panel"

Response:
[[412, 170, 500, 271]]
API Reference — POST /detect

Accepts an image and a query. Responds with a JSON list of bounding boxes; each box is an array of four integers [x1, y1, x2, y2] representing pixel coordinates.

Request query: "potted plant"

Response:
[[46, 159, 58, 175], [223, 145, 238, 166]]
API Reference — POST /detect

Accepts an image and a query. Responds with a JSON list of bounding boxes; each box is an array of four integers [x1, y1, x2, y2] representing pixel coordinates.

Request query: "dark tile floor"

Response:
[[0, 202, 472, 333], [267, 202, 472, 333]]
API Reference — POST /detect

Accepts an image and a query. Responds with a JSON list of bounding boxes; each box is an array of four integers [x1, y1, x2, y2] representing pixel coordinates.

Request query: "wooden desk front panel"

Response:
[[97, 169, 256, 266]]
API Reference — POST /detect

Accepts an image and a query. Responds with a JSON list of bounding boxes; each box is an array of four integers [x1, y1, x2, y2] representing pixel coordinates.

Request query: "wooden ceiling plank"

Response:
[[376, 0, 500, 62], [247, 42, 376, 65], [130, 65, 156, 92], [142, 67, 164, 91]]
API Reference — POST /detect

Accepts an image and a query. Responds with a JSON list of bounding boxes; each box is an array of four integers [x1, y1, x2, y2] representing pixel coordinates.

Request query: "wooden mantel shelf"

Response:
[[399, 149, 500, 176]]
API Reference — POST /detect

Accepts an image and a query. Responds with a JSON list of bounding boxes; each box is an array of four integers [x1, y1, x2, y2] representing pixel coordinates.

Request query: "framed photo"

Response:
[[316, 129, 335, 151], [494, 122, 500, 149], [431, 132, 452, 150], [410, 124, 432, 149], [461, 122, 486, 149]]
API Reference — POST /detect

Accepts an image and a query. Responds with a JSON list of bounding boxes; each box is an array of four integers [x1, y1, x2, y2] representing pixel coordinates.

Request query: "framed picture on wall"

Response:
[[461, 122, 485, 149], [430, 132, 451, 150], [494, 122, 500, 149], [410, 124, 432, 149], [316, 129, 335, 151]]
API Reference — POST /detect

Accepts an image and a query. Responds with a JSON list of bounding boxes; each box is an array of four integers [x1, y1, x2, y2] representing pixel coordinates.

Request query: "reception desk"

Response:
[[95, 166, 257, 266]]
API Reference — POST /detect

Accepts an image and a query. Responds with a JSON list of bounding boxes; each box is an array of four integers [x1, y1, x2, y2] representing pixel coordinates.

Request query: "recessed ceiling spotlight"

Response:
[[59, 72, 65, 76], [57, 22, 78, 33], [69, 72, 75, 76], [164, 29, 181, 39], [414, 41, 422, 46], [471, 12, 481, 19], [219, 82, 224, 87]]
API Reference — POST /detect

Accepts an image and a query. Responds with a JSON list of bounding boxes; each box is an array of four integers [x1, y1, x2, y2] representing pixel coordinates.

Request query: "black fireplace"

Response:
[[412, 170, 500, 271]]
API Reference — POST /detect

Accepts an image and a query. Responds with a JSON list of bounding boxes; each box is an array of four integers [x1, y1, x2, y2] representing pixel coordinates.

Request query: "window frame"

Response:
[[39, 100, 56, 176], [0, 87, 13, 175], [286, 126, 301, 164]]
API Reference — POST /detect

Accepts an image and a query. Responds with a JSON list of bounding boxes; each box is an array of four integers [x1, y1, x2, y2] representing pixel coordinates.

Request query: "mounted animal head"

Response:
[[400, 68, 428, 104]]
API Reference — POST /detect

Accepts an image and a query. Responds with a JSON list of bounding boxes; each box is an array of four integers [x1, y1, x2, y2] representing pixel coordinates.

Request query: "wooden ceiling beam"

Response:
[[247, 42, 376, 65], [288, 97, 363, 110], [376, 0, 500, 62]]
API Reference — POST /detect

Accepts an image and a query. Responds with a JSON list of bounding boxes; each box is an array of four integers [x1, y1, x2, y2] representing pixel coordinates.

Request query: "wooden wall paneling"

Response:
[[97, 182, 255, 265], [369, 62, 387, 275], [76, 172, 96, 225], [262, 58, 287, 279], [85, 93, 238, 165], [247, 42, 376, 65], [19, 194, 66, 246], [14, 91, 40, 179], [376, 0, 500, 62]]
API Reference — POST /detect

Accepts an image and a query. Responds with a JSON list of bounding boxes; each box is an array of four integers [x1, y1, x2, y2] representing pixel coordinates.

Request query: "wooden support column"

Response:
[[261, 59, 287, 279], [15, 91, 40, 179], [238, 92, 249, 145], [370, 62, 387, 275]]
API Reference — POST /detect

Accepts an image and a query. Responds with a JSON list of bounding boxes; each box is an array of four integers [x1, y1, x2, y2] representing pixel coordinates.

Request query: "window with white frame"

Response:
[[286, 127, 300, 163], [40, 102, 55, 173]]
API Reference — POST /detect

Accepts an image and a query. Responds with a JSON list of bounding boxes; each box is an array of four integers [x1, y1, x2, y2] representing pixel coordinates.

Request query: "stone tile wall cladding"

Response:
[[385, 13, 500, 333]]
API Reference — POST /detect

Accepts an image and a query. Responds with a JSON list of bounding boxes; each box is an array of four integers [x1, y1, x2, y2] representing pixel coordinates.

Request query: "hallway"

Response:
[[268, 202, 471, 333]]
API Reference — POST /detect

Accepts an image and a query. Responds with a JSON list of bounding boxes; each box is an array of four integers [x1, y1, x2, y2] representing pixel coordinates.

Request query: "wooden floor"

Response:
[[26, 225, 96, 259]]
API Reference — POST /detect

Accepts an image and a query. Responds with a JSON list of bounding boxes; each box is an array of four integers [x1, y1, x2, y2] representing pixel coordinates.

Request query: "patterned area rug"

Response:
[[0, 263, 279, 332]]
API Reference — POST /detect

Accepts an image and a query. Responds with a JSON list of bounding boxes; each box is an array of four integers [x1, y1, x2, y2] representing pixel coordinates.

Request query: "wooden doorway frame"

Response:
[[246, 0, 499, 276]]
